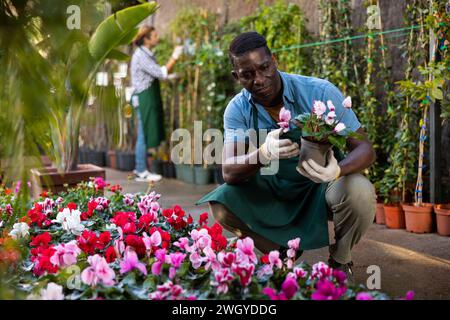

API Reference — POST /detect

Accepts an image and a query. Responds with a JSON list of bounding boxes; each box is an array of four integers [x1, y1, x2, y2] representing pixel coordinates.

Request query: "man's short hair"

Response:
[[228, 31, 271, 66]]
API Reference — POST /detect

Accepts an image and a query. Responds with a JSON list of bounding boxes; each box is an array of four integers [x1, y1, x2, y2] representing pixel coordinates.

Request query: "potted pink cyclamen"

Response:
[[278, 97, 361, 176]]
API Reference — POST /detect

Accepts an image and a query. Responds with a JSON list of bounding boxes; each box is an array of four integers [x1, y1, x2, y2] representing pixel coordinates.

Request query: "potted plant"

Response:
[[434, 205, 450, 236], [24, 2, 159, 195], [281, 97, 362, 174]]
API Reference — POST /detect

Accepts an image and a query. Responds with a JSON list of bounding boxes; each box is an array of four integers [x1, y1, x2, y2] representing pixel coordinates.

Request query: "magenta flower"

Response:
[[262, 287, 287, 300], [151, 248, 167, 276], [281, 275, 299, 299], [173, 237, 191, 252], [93, 177, 107, 191], [277, 107, 291, 132], [217, 251, 236, 268], [356, 292, 374, 300], [168, 252, 186, 279], [189, 251, 205, 269], [50, 240, 81, 267], [293, 267, 308, 279], [311, 261, 332, 280], [342, 96, 352, 109], [120, 247, 147, 276], [212, 267, 234, 294], [400, 291, 415, 300], [311, 279, 345, 300], [81, 254, 115, 287], [232, 263, 255, 287]]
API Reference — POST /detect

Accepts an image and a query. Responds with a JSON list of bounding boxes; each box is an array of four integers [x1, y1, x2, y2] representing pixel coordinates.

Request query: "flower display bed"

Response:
[[0, 178, 412, 300]]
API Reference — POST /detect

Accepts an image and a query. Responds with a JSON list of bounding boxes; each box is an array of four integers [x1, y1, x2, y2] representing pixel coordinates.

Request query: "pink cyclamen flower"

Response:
[[325, 111, 337, 125], [142, 231, 162, 252], [203, 246, 219, 271], [293, 267, 308, 279], [173, 237, 191, 252], [137, 194, 160, 219], [190, 228, 212, 251], [257, 264, 274, 279], [217, 251, 236, 268], [189, 251, 205, 269], [356, 292, 374, 300], [120, 247, 147, 276], [50, 240, 81, 267], [334, 122, 346, 133], [236, 237, 257, 265], [400, 291, 415, 300], [268, 250, 283, 269], [342, 96, 352, 109], [277, 107, 291, 132], [311, 279, 346, 300], [151, 248, 167, 276], [81, 254, 115, 287], [311, 261, 333, 280], [312, 100, 327, 117], [232, 263, 255, 287], [212, 267, 234, 294], [327, 100, 335, 112], [281, 275, 299, 299], [168, 252, 186, 279], [94, 177, 107, 191], [262, 287, 287, 300]]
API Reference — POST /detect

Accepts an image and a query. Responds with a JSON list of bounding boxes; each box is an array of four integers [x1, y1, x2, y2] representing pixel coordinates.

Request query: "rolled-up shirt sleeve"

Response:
[[139, 58, 168, 80]]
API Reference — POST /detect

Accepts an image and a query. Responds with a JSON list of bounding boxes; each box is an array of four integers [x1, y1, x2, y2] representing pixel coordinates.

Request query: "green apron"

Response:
[[136, 79, 165, 149], [197, 103, 343, 250]]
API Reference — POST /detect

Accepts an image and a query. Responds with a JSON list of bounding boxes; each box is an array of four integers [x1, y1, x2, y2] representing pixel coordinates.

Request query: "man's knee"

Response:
[[327, 174, 376, 220]]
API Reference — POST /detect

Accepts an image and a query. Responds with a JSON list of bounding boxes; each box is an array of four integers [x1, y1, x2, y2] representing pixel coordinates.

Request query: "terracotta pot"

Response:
[[375, 203, 385, 224], [402, 203, 434, 233], [107, 151, 117, 169], [30, 164, 105, 199], [296, 138, 332, 176], [434, 204, 450, 236], [383, 205, 405, 229]]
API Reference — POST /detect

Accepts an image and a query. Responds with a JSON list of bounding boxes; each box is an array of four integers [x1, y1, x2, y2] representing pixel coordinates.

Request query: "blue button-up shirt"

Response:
[[223, 71, 361, 144]]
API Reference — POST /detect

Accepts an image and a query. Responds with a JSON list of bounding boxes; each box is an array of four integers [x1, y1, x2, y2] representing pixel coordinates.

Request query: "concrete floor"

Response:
[[106, 168, 450, 300]]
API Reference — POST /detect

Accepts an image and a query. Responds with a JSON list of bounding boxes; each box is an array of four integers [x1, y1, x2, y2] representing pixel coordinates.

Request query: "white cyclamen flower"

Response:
[[9, 222, 30, 239], [54, 208, 84, 235], [39, 283, 64, 300]]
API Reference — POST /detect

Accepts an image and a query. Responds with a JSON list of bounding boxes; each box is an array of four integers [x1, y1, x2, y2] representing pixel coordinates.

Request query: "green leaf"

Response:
[[106, 49, 130, 61], [431, 87, 443, 100], [88, 2, 159, 62]]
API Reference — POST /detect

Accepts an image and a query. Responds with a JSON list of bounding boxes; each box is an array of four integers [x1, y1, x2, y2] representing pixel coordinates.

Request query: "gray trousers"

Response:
[[209, 173, 376, 264]]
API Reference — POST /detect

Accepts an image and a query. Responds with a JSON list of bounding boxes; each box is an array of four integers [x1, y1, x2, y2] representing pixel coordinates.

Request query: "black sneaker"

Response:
[[328, 257, 354, 285], [279, 246, 304, 260]]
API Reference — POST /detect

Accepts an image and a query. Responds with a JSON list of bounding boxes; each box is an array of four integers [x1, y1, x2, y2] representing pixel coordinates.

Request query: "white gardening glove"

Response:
[[260, 128, 300, 161], [297, 150, 341, 183], [171, 45, 184, 60]]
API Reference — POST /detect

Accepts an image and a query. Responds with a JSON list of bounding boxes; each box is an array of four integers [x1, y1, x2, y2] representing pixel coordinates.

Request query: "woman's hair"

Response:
[[133, 25, 155, 46]]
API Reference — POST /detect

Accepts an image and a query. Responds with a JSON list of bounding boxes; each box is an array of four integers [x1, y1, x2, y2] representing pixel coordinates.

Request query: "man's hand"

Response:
[[297, 150, 341, 183], [171, 46, 184, 60], [260, 128, 300, 161]]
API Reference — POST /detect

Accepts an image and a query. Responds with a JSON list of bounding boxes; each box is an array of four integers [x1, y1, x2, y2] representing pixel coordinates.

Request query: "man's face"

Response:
[[231, 47, 281, 105]]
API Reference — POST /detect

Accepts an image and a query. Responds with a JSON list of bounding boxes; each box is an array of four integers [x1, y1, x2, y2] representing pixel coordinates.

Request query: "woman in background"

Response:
[[130, 25, 183, 182]]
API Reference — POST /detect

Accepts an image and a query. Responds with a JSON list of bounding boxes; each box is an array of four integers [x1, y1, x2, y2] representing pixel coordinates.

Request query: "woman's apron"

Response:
[[197, 102, 343, 250], [134, 47, 165, 148]]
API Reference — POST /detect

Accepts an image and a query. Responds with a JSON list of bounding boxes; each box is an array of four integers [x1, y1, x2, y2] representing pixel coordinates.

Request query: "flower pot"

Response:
[[383, 204, 405, 229], [106, 151, 117, 169], [375, 203, 385, 225], [175, 164, 185, 181], [147, 155, 154, 172], [297, 138, 332, 176], [434, 205, 450, 236], [152, 159, 163, 175], [183, 165, 195, 184], [194, 166, 212, 185], [78, 148, 88, 164], [85, 149, 106, 167], [162, 161, 176, 178], [116, 151, 135, 172], [30, 164, 105, 199], [402, 203, 434, 233]]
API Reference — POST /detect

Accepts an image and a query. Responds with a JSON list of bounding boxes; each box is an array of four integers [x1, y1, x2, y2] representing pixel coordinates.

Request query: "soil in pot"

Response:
[[434, 204, 450, 236], [383, 204, 405, 229], [194, 165, 212, 185], [402, 203, 434, 233], [296, 138, 332, 177], [375, 203, 385, 224]]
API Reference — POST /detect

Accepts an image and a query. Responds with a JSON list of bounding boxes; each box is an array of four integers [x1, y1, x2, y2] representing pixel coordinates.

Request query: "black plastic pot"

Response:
[[78, 148, 88, 164], [85, 149, 106, 167], [152, 159, 163, 175], [116, 151, 135, 171], [162, 161, 176, 178]]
